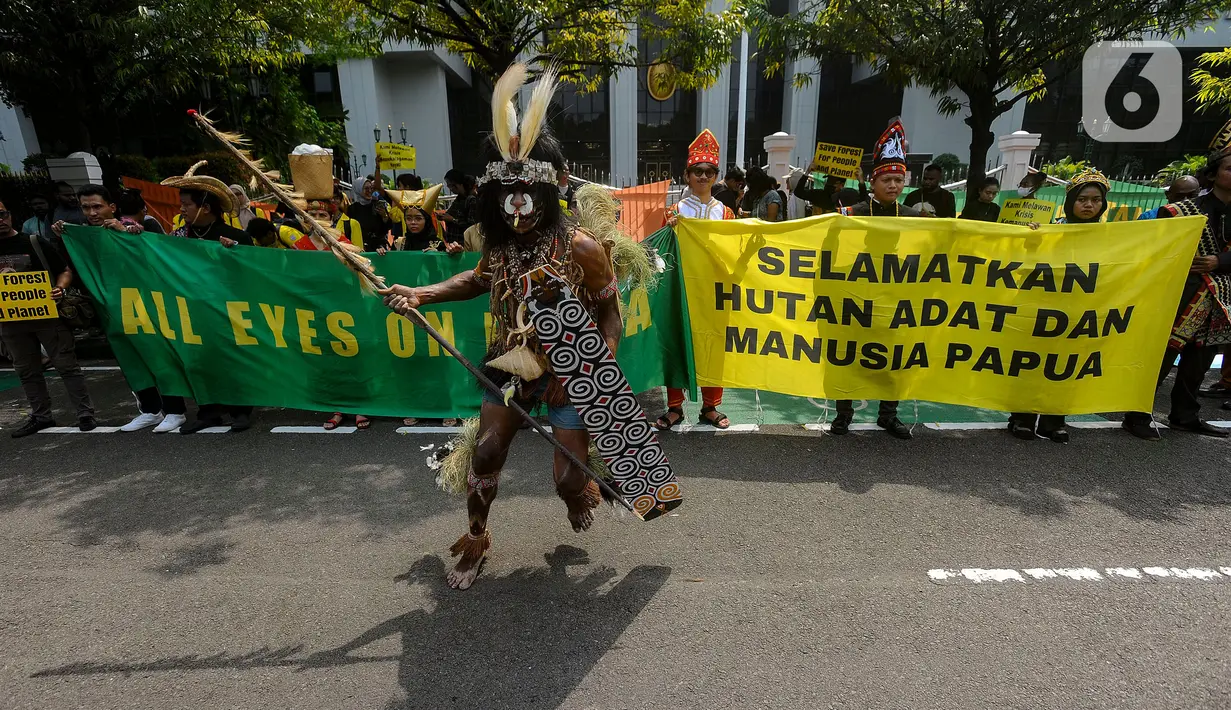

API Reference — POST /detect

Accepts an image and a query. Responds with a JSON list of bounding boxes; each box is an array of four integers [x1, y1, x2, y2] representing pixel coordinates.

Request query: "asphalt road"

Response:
[[3, 366, 1230, 709]]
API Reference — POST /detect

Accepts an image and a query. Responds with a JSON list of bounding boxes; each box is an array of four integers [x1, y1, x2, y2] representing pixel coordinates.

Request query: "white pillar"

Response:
[[0, 103, 40, 170], [735, 31, 750, 168], [337, 58, 386, 179], [609, 27, 638, 185], [782, 0, 820, 171], [997, 130, 1042, 190], [763, 132, 796, 185]]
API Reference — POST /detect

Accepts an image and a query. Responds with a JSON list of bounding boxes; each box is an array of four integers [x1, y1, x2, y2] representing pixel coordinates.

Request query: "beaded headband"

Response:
[[478, 159, 558, 187]]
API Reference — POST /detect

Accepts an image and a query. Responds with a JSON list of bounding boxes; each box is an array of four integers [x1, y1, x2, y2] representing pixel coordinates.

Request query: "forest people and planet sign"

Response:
[[673, 214, 1204, 415], [0, 270, 59, 322], [812, 142, 864, 180]]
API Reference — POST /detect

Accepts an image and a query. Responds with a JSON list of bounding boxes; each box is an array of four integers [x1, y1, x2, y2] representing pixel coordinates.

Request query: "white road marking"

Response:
[[271, 426, 359, 434], [931, 566, 1229, 584], [0, 366, 122, 372], [924, 422, 1006, 430], [37, 426, 122, 434], [396, 426, 466, 435], [803, 422, 885, 432]]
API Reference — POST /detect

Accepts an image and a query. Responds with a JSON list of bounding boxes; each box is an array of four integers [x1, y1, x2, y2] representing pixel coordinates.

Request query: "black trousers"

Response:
[[1009, 412, 1066, 433], [134, 387, 186, 416], [195, 404, 254, 422], [1125, 344, 1218, 425], [836, 400, 899, 418]]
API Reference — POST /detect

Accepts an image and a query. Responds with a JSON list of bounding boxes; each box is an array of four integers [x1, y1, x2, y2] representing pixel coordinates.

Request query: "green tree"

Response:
[[0, 0, 379, 150], [745, 0, 1229, 205], [1041, 156, 1090, 181], [1155, 154, 1210, 185], [354, 0, 743, 89], [1192, 48, 1231, 114]]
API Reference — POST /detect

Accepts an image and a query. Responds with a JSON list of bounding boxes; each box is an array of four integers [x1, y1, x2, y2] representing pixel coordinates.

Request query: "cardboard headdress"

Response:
[[161, 161, 235, 214], [687, 129, 721, 169], [871, 119, 908, 180], [479, 63, 560, 187], [386, 184, 442, 214]]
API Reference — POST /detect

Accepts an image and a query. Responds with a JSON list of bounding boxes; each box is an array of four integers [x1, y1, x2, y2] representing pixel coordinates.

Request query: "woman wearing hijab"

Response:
[[1008, 167, 1109, 444], [743, 166, 784, 221], [228, 184, 268, 229]]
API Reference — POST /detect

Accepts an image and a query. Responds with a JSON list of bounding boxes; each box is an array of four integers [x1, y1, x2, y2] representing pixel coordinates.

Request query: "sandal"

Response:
[[699, 406, 730, 430], [323, 413, 344, 430], [403, 418, 419, 426], [356, 415, 371, 430], [442, 418, 461, 426], [654, 406, 685, 431]]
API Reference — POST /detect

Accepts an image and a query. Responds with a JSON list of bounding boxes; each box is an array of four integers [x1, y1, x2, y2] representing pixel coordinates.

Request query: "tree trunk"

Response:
[[962, 91, 1003, 208]]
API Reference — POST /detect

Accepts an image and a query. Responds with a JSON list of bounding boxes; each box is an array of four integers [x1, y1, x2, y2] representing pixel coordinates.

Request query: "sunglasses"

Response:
[[688, 168, 718, 178]]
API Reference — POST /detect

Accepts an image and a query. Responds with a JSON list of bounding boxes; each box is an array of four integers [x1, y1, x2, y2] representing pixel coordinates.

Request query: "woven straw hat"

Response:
[[161, 160, 235, 215]]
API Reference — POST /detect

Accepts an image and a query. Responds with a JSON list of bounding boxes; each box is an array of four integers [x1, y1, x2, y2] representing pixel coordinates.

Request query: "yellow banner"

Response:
[[812, 142, 864, 180], [0, 270, 59, 322], [376, 142, 417, 170], [675, 215, 1203, 414], [999, 197, 1056, 226]]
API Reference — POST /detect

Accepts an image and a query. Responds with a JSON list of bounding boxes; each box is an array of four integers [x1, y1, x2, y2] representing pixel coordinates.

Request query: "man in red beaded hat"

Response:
[[656, 129, 736, 431]]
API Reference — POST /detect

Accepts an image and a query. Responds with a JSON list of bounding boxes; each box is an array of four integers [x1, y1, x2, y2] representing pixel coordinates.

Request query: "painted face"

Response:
[[871, 173, 905, 202], [686, 163, 718, 193], [1071, 185, 1104, 220], [501, 185, 540, 233], [979, 184, 999, 203], [406, 208, 427, 234], [79, 194, 114, 226]]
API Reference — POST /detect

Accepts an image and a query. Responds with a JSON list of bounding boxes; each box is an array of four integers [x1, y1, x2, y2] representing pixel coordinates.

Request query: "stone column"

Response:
[[609, 26, 639, 185], [997, 130, 1042, 190]]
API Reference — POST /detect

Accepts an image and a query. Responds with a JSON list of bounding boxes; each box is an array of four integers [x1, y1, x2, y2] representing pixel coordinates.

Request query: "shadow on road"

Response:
[[32, 546, 671, 710]]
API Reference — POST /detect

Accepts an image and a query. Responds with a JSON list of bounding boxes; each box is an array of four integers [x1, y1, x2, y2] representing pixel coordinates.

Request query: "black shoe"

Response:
[[1122, 418, 1161, 441], [77, 416, 97, 432], [830, 414, 852, 435], [1222, 401, 1231, 411], [1041, 427, 1069, 444], [877, 417, 912, 440], [1008, 421, 1036, 441], [1166, 419, 1229, 438], [11, 418, 54, 438], [1199, 384, 1231, 398], [180, 418, 223, 434], [229, 414, 251, 433]]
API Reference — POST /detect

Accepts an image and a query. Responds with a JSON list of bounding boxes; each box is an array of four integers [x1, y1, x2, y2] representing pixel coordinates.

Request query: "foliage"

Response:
[[21, 153, 50, 173], [1041, 157, 1090, 181], [0, 0, 380, 150], [931, 153, 962, 172], [0, 163, 10, 174], [1192, 47, 1231, 113], [105, 154, 160, 182], [744, 0, 1230, 203], [153, 152, 248, 188], [1155, 154, 1210, 184], [354, 0, 743, 89], [212, 69, 349, 177]]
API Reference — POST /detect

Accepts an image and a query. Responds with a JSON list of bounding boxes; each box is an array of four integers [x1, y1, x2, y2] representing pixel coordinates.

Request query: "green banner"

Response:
[[62, 226, 694, 417]]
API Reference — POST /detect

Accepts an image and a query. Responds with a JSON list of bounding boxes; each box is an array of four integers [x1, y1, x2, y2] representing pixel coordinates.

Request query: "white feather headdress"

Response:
[[479, 63, 561, 186]]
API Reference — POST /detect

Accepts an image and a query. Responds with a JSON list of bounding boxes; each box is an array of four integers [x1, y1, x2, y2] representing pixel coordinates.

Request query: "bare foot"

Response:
[[567, 504, 594, 533], [447, 554, 484, 590], [563, 480, 601, 533]]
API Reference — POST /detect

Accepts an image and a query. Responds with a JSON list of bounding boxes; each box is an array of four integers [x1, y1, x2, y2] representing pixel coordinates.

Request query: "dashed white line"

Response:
[[930, 566, 1231, 584]]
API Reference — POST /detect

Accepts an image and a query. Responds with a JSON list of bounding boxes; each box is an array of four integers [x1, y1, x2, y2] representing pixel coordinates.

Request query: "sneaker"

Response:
[[877, 416, 912, 440], [11, 417, 54, 438], [78, 416, 97, 432], [121, 411, 164, 432], [830, 413, 852, 435], [154, 413, 187, 433], [229, 413, 251, 432]]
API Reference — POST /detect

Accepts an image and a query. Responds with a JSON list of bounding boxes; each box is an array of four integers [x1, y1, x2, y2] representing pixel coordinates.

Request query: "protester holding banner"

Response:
[[1124, 122, 1231, 440], [658, 129, 735, 431], [903, 164, 957, 218], [832, 119, 920, 440], [959, 177, 1001, 222], [791, 173, 847, 215], [1008, 168, 1110, 444], [0, 198, 97, 437]]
